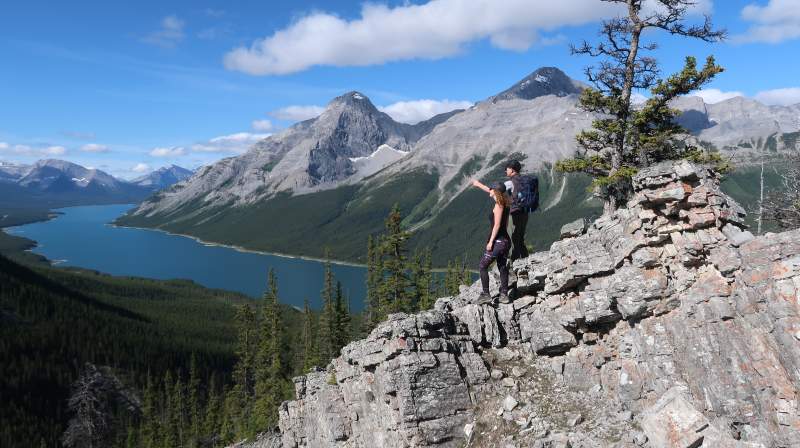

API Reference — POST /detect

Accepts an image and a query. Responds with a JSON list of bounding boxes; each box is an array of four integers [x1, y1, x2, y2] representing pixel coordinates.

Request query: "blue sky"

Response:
[[1, 0, 799, 178]]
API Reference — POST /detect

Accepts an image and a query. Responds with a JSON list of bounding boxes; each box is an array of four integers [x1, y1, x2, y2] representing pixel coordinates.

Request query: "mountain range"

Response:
[[118, 67, 800, 265], [0, 160, 192, 210]]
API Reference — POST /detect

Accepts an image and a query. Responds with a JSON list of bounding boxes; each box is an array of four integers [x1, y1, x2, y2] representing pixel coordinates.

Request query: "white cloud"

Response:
[[694, 89, 744, 104], [269, 105, 325, 121], [223, 0, 620, 75], [150, 146, 186, 157], [0, 142, 8, 150], [142, 15, 186, 48], [252, 119, 274, 131], [755, 87, 800, 106], [132, 163, 151, 173], [81, 143, 110, 153], [736, 0, 800, 43], [379, 99, 473, 124], [191, 132, 271, 154], [44, 146, 67, 155]]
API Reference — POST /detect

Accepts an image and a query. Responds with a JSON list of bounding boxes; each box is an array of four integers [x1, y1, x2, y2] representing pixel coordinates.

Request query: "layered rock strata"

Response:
[[277, 161, 800, 448]]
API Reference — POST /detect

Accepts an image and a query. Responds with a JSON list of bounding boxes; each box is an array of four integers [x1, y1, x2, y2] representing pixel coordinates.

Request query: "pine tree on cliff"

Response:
[[253, 269, 284, 431], [318, 249, 336, 363], [301, 298, 319, 371], [333, 280, 352, 352], [410, 248, 434, 311], [556, 0, 728, 212], [378, 203, 412, 316], [364, 234, 383, 332], [443, 260, 457, 296]]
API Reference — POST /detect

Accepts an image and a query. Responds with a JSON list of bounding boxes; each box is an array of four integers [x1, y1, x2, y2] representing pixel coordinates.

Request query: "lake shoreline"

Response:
[[109, 222, 369, 269]]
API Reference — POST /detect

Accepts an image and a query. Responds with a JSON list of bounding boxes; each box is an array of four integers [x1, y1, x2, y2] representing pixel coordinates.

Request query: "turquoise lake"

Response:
[[7, 204, 367, 310]]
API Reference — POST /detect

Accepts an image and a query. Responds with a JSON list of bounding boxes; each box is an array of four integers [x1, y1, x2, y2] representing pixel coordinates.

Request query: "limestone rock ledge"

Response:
[[277, 161, 800, 448]]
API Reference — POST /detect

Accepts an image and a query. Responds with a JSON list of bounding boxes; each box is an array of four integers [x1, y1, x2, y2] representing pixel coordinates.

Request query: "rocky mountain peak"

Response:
[[273, 161, 800, 448], [489, 67, 585, 103], [326, 91, 379, 112]]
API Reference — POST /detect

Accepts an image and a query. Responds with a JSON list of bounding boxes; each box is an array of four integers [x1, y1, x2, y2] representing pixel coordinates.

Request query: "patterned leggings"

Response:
[[479, 238, 510, 295]]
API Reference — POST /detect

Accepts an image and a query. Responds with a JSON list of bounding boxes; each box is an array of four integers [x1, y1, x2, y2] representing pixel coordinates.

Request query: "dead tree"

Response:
[[62, 364, 141, 448], [762, 154, 800, 230]]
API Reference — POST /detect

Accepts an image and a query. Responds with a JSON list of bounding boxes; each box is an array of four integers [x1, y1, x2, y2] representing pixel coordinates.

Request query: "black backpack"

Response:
[[512, 174, 539, 213]]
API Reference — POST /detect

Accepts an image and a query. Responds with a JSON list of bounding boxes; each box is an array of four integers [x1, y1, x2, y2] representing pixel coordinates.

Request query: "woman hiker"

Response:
[[470, 179, 512, 305]]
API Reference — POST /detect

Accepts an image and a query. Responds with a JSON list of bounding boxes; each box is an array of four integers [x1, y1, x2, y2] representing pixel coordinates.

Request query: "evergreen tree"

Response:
[[140, 374, 158, 448], [333, 281, 352, 353], [202, 373, 221, 445], [364, 235, 382, 332], [301, 298, 319, 372], [556, 0, 727, 211], [161, 370, 178, 448], [253, 269, 283, 431], [414, 249, 434, 311], [187, 354, 202, 446], [230, 304, 258, 437], [218, 386, 238, 445], [317, 249, 336, 363], [377, 204, 412, 316], [443, 260, 457, 296], [171, 373, 187, 447]]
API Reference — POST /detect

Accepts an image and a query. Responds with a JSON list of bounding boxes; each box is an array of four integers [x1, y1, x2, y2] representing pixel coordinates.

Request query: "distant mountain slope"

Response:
[[131, 164, 193, 189], [0, 159, 154, 210], [119, 66, 800, 266], [128, 91, 457, 220]]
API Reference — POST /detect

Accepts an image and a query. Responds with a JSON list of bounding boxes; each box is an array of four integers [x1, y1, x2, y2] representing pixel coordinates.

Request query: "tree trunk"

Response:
[[605, 0, 642, 214]]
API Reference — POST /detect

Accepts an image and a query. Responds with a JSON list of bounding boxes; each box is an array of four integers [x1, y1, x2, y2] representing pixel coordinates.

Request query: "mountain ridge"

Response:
[[119, 66, 800, 266]]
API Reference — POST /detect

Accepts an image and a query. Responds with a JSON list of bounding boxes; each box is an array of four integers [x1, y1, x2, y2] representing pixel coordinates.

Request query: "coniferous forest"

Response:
[[1, 205, 473, 447]]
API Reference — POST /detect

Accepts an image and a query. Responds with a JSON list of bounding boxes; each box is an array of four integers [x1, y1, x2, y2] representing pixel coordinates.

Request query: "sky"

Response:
[[1, 0, 799, 179]]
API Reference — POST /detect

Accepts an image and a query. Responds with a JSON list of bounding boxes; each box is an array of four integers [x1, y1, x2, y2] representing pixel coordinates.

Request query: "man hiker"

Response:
[[504, 160, 534, 261]]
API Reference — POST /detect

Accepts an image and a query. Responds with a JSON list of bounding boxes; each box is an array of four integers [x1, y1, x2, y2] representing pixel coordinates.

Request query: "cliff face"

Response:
[[277, 161, 800, 448]]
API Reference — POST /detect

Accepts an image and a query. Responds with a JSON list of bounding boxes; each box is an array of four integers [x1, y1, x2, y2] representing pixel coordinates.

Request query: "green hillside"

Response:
[[0, 254, 258, 447], [117, 158, 788, 267]]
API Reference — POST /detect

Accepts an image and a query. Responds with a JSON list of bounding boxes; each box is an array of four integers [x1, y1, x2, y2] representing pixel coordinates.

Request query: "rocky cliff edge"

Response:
[[276, 161, 800, 448]]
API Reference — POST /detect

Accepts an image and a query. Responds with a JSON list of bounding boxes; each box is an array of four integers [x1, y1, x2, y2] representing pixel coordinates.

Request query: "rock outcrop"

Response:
[[277, 160, 799, 447]]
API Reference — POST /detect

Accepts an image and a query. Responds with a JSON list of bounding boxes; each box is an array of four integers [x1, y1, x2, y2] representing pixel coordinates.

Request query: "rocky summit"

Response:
[[271, 161, 800, 448]]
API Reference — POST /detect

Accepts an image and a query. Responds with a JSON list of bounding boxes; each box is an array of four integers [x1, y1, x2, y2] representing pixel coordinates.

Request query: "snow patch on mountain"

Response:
[[348, 144, 409, 181]]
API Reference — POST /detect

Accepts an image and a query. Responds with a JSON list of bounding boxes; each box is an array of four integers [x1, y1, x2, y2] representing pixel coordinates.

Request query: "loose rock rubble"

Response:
[[276, 161, 800, 448]]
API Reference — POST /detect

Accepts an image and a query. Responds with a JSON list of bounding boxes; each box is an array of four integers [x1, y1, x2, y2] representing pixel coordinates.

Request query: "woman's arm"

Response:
[[487, 204, 503, 250], [471, 179, 491, 193]]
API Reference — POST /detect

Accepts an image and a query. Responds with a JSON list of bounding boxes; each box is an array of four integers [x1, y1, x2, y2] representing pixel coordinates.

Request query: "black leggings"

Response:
[[479, 238, 510, 295], [510, 211, 529, 260]]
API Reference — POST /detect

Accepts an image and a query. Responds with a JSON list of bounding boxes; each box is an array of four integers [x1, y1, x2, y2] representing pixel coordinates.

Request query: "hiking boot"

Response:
[[497, 292, 512, 304], [476, 292, 493, 305]]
